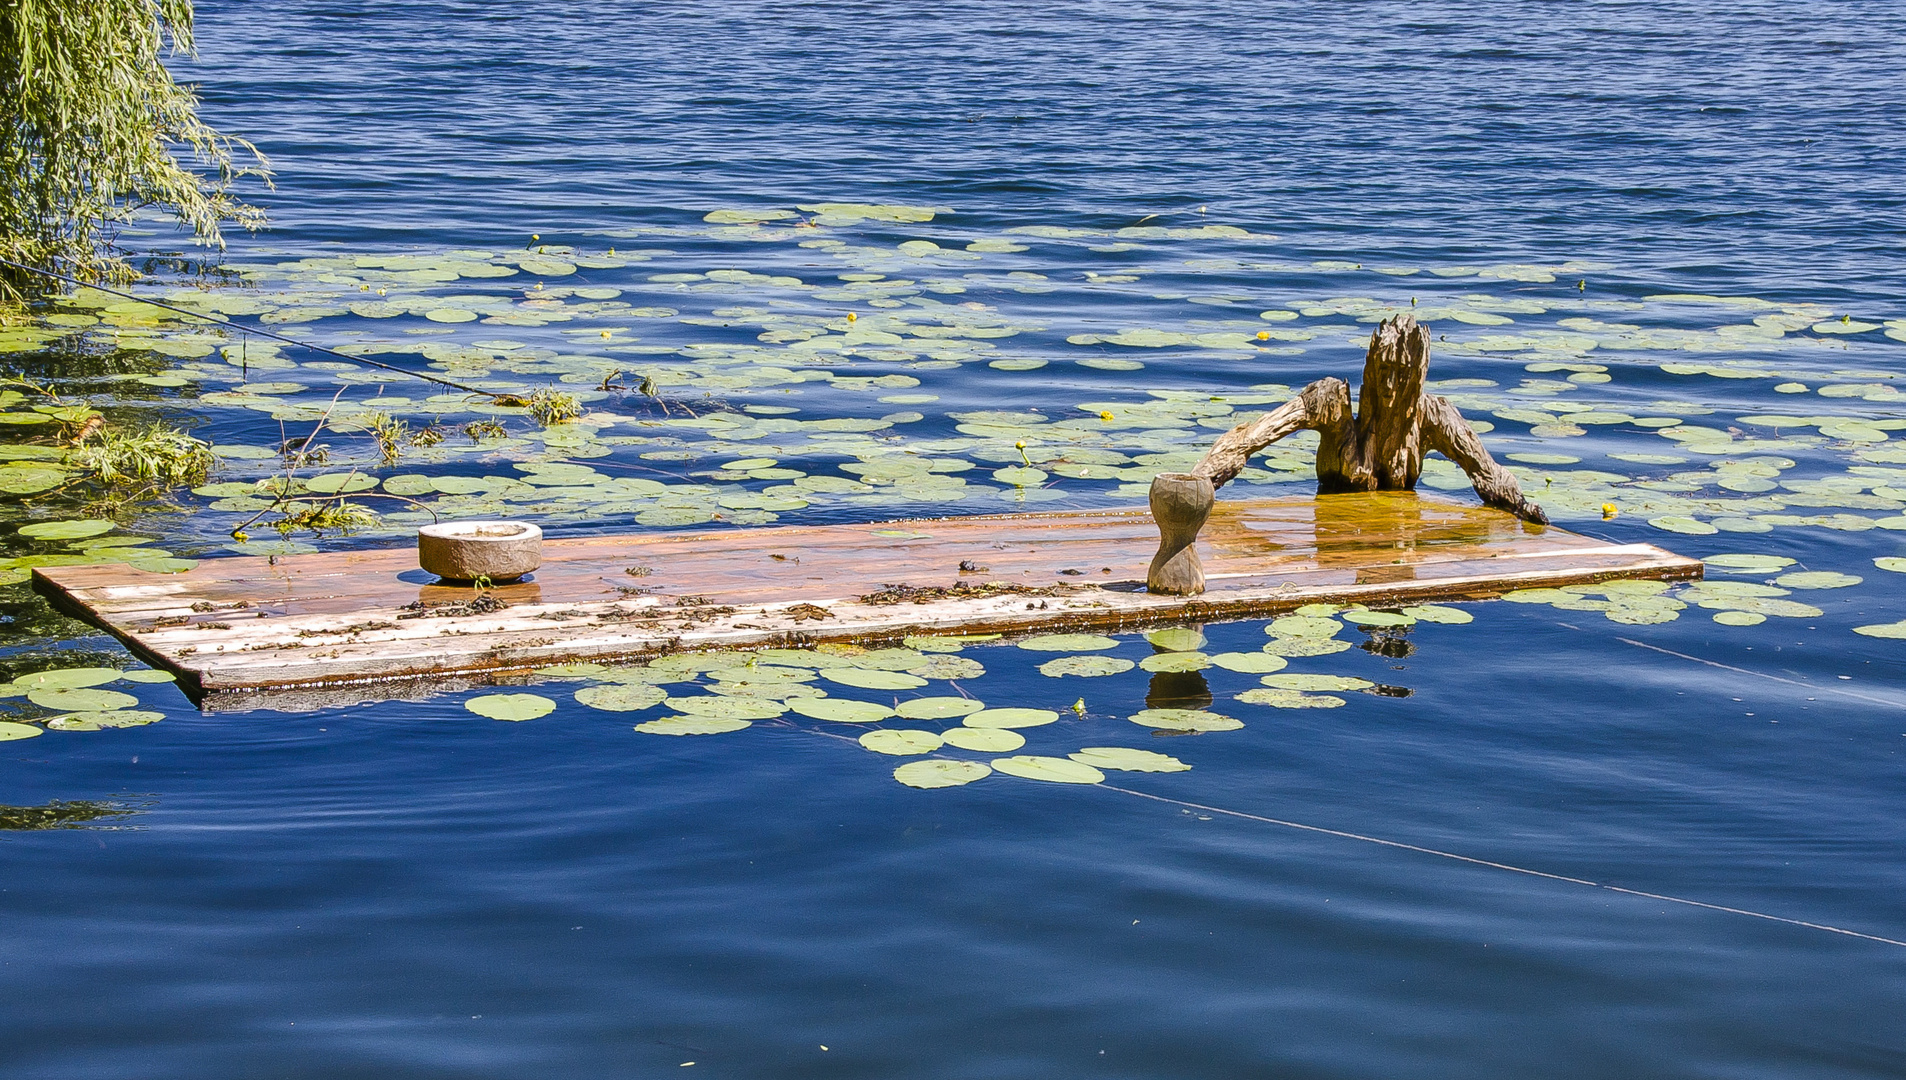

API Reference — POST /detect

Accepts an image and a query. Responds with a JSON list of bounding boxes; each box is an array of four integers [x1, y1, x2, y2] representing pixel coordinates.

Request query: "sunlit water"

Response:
[[3, 2, 1906, 1076]]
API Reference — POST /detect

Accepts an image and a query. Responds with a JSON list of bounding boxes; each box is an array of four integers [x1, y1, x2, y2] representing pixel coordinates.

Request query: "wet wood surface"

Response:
[[34, 492, 1702, 705]]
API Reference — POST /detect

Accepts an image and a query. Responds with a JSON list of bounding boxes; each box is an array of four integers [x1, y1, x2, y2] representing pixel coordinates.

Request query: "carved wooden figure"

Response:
[[1146, 313, 1547, 595]]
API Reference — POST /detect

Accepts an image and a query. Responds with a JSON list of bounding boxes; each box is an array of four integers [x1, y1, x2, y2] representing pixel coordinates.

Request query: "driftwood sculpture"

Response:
[[1147, 313, 1548, 595]]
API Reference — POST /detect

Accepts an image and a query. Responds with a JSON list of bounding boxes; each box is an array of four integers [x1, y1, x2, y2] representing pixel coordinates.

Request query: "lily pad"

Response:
[[1070, 747, 1191, 772], [859, 729, 944, 756], [1016, 633, 1118, 652], [119, 669, 177, 683], [574, 684, 667, 712], [991, 755, 1105, 784], [465, 693, 557, 721], [1207, 651, 1287, 674], [917, 655, 985, 680], [893, 759, 992, 789], [635, 716, 752, 735], [46, 710, 164, 730], [0, 721, 43, 741], [28, 687, 139, 711], [18, 519, 114, 541], [895, 696, 983, 720], [1139, 652, 1210, 672], [1774, 571, 1861, 589], [1144, 627, 1207, 651], [1400, 604, 1473, 624], [1128, 708, 1243, 731], [1268, 615, 1340, 638], [821, 668, 928, 691], [1713, 611, 1766, 626], [1235, 688, 1346, 708], [1705, 553, 1797, 571], [787, 697, 895, 723], [13, 667, 122, 690], [1341, 610, 1416, 628], [940, 726, 1024, 752], [1038, 655, 1135, 678], [666, 695, 787, 719], [964, 707, 1059, 729], [1649, 515, 1718, 535], [1261, 637, 1354, 657], [1260, 673, 1373, 692]]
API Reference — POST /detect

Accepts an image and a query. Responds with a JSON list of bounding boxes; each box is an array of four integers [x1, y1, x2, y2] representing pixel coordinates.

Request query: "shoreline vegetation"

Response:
[[0, 0, 267, 303]]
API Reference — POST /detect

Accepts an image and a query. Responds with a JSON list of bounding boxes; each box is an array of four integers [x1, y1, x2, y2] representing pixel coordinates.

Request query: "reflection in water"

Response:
[[1359, 628, 1416, 660], [1146, 671, 1213, 711], [0, 799, 143, 831]]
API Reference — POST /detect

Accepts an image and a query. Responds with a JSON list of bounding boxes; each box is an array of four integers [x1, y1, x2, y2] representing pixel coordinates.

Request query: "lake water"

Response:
[[3, 1, 1906, 1075]]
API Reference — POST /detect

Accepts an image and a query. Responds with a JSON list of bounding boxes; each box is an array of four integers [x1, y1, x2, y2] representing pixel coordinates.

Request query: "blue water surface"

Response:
[[4, 2, 1906, 1076]]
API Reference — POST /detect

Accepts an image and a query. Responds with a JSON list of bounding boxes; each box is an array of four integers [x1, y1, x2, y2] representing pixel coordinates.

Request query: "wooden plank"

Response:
[[33, 492, 1701, 708]]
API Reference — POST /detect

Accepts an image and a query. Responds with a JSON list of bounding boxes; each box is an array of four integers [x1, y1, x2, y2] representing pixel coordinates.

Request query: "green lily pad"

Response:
[[1705, 553, 1796, 571], [1268, 615, 1340, 638], [1207, 651, 1288, 674], [574, 684, 667, 712], [1128, 708, 1243, 731], [940, 726, 1024, 752], [1875, 557, 1906, 573], [465, 693, 557, 721], [0, 721, 43, 741], [635, 716, 752, 735], [1017, 633, 1118, 652], [666, 695, 786, 719], [859, 729, 944, 756], [119, 669, 177, 683], [895, 696, 983, 720], [893, 759, 991, 789], [991, 755, 1104, 784], [1144, 627, 1207, 651], [18, 519, 114, 540], [1236, 688, 1346, 708], [1139, 652, 1210, 672], [964, 707, 1059, 729], [786, 697, 895, 723], [821, 668, 928, 691], [1649, 515, 1718, 535], [992, 466, 1047, 486], [1070, 747, 1191, 772], [1261, 637, 1354, 657], [28, 687, 139, 711], [1399, 605, 1473, 624], [1773, 571, 1861, 589], [536, 662, 609, 677], [0, 467, 66, 493], [1341, 610, 1416, 627], [305, 472, 379, 494], [1038, 655, 1135, 678], [1713, 611, 1766, 626], [13, 667, 122, 690], [46, 710, 164, 730], [917, 655, 985, 680], [1260, 673, 1373, 692]]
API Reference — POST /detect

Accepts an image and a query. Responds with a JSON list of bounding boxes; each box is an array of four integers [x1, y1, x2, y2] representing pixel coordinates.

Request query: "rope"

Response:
[[1099, 784, 1906, 949], [0, 256, 510, 399]]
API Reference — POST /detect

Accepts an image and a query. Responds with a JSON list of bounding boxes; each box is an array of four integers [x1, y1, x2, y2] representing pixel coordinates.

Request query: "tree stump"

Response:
[[1146, 313, 1546, 595]]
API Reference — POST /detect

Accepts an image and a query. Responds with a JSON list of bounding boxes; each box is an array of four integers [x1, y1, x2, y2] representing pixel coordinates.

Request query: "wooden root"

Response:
[[1147, 313, 1546, 595]]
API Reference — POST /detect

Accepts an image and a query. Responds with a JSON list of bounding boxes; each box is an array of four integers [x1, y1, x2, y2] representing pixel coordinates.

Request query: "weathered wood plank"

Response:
[[33, 492, 1701, 707]]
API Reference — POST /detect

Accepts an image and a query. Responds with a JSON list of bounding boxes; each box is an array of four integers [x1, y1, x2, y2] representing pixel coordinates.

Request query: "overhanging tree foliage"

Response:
[[0, 0, 268, 299]]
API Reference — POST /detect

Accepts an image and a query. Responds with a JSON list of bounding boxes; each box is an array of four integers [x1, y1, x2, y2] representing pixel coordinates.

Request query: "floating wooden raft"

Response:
[[34, 492, 1700, 704]]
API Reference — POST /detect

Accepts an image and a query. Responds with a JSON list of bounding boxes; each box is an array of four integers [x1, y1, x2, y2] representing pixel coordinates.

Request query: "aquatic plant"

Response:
[[364, 411, 408, 465], [0, 0, 269, 298], [526, 388, 583, 426], [69, 421, 215, 490]]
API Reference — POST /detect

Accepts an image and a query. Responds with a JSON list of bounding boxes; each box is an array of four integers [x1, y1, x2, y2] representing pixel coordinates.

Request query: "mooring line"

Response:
[[1101, 784, 1906, 949], [1615, 636, 1906, 710], [0, 256, 509, 399]]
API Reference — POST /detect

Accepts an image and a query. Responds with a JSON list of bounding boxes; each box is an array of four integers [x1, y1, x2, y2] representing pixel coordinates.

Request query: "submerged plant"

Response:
[[0, 0, 270, 297]]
